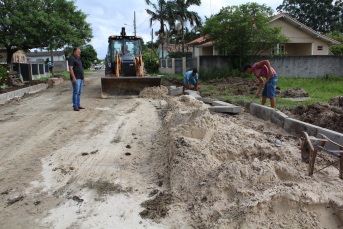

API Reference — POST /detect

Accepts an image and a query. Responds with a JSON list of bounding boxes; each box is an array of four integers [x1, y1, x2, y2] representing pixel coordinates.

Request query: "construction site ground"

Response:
[[0, 70, 342, 228]]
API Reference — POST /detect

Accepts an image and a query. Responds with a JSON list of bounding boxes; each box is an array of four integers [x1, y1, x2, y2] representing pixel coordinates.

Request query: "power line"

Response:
[[137, 16, 150, 29]]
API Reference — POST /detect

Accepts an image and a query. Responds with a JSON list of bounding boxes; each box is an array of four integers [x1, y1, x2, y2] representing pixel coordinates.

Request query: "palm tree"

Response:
[[145, 0, 175, 58], [170, 0, 202, 54]]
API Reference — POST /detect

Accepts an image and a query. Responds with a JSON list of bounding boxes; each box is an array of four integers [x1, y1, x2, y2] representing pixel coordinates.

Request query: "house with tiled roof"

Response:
[[187, 13, 340, 57], [157, 44, 193, 58]]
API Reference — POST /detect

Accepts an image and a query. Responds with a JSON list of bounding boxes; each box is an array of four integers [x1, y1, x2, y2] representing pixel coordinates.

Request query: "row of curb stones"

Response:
[[0, 77, 65, 105], [0, 83, 49, 105], [250, 103, 343, 150], [167, 86, 242, 114]]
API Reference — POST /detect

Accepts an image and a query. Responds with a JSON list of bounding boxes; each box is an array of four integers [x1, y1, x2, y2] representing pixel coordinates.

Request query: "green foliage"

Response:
[[167, 51, 186, 58], [167, 0, 202, 54], [0, 0, 92, 66], [277, 0, 343, 33], [145, 60, 159, 74], [142, 39, 160, 74], [324, 31, 343, 55], [80, 45, 98, 69], [0, 65, 8, 91], [202, 3, 289, 70], [198, 65, 252, 82]]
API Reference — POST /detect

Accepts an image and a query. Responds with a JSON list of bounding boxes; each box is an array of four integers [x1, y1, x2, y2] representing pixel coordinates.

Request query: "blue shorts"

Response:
[[184, 78, 196, 85], [262, 75, 278, 98]]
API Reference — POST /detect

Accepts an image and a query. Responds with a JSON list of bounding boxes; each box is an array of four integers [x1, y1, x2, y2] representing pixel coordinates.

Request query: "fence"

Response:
[[159, 55, 343, 78], [159, 57, 198, 75], [12, 63, 50, 81]]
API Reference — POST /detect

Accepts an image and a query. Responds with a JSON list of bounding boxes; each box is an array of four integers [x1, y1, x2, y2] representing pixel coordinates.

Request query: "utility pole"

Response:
[[134, 11, 136, 37], [151, 28, 153, 60]]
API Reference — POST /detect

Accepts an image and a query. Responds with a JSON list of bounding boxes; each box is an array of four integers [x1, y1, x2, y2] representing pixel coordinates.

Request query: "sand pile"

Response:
[[150, 95, 343, 228], [139, 85, 168, 99]]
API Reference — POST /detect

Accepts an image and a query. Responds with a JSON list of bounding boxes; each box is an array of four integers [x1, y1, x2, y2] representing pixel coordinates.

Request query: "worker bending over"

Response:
[[244, 60, 278, 108], [182, 69, 198, 95]]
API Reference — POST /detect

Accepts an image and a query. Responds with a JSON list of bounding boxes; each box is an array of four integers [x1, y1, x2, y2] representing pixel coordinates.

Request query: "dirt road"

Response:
[[1, 71, 343, 228], [0, 71, 167, 228]]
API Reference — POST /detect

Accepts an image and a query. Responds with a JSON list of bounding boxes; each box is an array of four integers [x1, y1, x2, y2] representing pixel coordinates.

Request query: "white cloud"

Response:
[[72, 0, 284, 59]]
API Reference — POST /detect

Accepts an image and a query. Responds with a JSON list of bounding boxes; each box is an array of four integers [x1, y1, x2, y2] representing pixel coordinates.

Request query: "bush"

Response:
[[145, 60, 159, 74], [198, 65, 251, 81], [0, 65, 8, 91]]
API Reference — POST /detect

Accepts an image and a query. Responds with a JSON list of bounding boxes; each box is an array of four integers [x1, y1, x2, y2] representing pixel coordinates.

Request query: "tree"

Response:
[[202, 3, 289, 70], [145, 0, 175, 58], [39, 0, 92, 75], [169, 0, 202, 54], [0, 0, 43, 68], [324, 30, 343, 55], [79, 45, 98, 69], [276, 0, 343, 33], [0, 0, 92, 74]]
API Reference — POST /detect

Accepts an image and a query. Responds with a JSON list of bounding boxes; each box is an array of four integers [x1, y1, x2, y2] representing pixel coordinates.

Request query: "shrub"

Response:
[[0, 65, 8, 91], [145, 60, 159, 74], [198, 65, 252, 81]]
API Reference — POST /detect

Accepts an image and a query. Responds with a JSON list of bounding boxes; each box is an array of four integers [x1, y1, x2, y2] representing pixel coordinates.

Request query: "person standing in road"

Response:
[[182, 69, 199, 95], [69, 47, 85, 111], [244, 60, 278, 108]]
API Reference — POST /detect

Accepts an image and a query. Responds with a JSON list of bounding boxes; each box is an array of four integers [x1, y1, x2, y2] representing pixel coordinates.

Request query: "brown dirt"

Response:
[[1, 72, 343, 228], [162, 75, 343, 134], [0, 80, 47, 94], [282, 102, 343, 133]]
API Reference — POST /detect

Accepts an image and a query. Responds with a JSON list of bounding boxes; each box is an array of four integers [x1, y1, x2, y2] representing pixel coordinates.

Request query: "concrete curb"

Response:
[[271, 110, 288, 128], [209, 106, 242, 113], [0, 83, 48, 105], [250, 103, 274, 121], [249, 102, 343, 150], [168, 87, 183, 96]]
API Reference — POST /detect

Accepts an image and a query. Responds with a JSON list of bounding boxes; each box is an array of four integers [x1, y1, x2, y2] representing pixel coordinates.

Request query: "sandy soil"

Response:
[[0, 71, 342, 228]]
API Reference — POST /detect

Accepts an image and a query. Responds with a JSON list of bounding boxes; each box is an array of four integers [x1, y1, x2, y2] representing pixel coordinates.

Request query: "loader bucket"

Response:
[[101, 76, 162, 98]]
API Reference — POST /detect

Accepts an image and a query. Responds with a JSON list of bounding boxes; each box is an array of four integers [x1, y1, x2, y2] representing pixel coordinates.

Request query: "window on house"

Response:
[[280, 45, 285, 53], [317, 46, 323, 51]]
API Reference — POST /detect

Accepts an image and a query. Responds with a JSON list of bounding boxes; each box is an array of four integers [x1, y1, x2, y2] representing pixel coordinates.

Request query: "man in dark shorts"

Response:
[[182, 69, 198, 95], [244, 60, 278, 108], [69, 47, 85, 111]]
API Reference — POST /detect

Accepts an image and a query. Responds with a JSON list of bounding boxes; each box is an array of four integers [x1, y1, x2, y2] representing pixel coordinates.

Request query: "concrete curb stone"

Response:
[[283, 118, 319, 137], [271, 110, 288, 128], [196, 97, 214, 104], [209, 106, 242, 114], [168, 87, 183, 96], [317, 127, 343, 150], [212, 101, 236, 107], [0, 83, 49, 104], [250, 103, 274, 121]]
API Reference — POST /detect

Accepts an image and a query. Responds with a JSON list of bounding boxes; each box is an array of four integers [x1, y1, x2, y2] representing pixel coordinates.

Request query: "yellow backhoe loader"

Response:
[[101, 27, 161, 98]]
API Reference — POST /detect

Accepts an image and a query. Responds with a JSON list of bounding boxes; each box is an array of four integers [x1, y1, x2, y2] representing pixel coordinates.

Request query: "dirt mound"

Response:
[[200, 77, 259, 97], [280, 87, 309, 98], [161, 75, 183, 87], [138, 85, 168, 99], [0, 80, 47, 94], [152, 95, 343, 228], [282, 102, 343, 133], [329, 96, 343, 107], [53, 74, 68, 80]]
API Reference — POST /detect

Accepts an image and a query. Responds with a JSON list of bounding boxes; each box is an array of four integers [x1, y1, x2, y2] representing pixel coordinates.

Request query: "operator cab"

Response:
[[105, 27, 141, 76]]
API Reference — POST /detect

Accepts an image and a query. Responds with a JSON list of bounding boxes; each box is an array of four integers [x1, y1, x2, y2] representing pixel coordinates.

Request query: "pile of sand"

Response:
[[138, 85, 168, 99], [149, 95, 343, 228]]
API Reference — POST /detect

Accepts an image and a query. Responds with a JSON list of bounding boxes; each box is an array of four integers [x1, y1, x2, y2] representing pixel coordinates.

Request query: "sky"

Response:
[[72, 0, 285, 59]]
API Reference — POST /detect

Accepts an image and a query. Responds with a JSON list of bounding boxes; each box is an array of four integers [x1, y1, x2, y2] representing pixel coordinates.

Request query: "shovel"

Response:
[[245, 76, 272, 111]]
